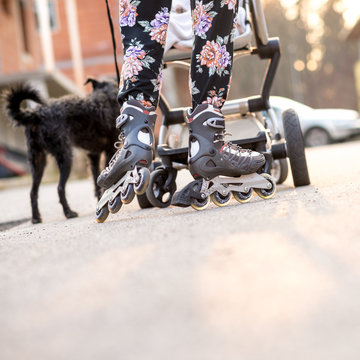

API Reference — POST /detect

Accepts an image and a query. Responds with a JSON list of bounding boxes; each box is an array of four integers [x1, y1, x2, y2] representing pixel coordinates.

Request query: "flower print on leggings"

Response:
[[128, 93, 154, 108], [192, 0, 217, 39], [118, 0, 238, 109], [139, 8, 170, 46], [196, 35, 231, 76], [221, 0, 237, 11], [119, 0, 140, 27], [151, 68, 163, 93], [120, 39, 155, 89], [204, 87, 226, 108]]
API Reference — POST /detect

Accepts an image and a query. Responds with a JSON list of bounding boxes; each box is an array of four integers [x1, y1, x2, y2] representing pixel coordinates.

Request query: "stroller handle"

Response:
[[250, 0, 270, 46]]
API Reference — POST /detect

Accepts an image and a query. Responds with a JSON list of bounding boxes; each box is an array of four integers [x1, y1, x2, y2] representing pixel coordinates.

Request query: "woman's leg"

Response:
[[172, 1, 268, 208], [96, 0, 173, 193], [118, 0, 172, 108], [190, 0, 238, 110]]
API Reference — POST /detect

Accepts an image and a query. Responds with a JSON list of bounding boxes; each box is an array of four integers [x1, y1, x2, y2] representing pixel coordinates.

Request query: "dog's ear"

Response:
[[84, 78, 100, 90]]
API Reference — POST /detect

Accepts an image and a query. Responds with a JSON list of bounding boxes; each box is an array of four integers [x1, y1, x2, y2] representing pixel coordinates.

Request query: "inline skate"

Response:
[[171, 103, 276, 210], [96, 99, 156, 222]]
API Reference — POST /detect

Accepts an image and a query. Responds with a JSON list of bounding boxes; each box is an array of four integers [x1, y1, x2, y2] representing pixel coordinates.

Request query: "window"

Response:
[[34, 0, 59, 32], [1, 0, 11, 15], [18, 0, 30, 53]]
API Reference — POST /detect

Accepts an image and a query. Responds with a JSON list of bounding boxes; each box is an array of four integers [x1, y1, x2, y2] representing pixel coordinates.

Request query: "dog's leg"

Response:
[[87, 152, 101, 200], [29, 148, 47, 224], [55, 152, 78, 219]]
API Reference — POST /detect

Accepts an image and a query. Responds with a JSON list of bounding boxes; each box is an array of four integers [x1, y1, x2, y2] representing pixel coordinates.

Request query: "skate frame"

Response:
[[96, 167, 140, 212]]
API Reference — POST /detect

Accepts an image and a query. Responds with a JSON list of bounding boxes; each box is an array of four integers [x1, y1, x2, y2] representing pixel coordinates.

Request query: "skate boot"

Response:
[[171, 103, 276, 210], [95, 99, 156, 222]]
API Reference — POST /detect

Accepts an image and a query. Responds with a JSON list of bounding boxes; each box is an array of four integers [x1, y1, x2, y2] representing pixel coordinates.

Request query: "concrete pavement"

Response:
[[1, 141, 360, 360]]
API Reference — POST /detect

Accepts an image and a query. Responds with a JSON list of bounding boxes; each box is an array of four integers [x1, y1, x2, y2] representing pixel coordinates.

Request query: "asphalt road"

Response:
[[1, 141, 360, 360]]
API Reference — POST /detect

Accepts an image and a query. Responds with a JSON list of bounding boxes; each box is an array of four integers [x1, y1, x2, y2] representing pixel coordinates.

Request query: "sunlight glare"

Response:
[[337, 0, 360, 28], [294, 60, 305, 72], [280, 0, 297, 7], [274, 0, 360, 29]]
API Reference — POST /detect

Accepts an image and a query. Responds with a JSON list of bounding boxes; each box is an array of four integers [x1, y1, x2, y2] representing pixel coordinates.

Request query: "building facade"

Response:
[[0, 0, 121, 86], [0, 0, 121, 155]]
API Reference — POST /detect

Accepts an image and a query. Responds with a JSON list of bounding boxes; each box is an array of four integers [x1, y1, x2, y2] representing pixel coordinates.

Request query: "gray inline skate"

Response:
[[172, 103, 276, 210], [96, 99, 156, 222]]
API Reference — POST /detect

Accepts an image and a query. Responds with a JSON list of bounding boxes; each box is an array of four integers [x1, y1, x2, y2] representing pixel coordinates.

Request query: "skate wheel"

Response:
[[121, 184, 135, 204], [233, 188, 253, 203], [254, 173, 276, 200], [134, 167, 150, 195], [96, 206, 109, 223], [210, 191, 232, 207], [191, 195, 210, 211], [108, 195, 122, 214]]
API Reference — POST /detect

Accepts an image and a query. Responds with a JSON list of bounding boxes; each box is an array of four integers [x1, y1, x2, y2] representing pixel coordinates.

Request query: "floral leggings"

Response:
[[119, 0, 239, 110]]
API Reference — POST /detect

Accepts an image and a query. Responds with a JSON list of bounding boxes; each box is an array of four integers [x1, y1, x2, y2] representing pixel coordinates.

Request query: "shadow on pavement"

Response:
[[0, 218, 30, 232]]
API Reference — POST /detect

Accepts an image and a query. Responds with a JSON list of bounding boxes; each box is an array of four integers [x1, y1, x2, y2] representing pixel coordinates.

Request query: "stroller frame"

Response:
[[137, 0, 310, 208]]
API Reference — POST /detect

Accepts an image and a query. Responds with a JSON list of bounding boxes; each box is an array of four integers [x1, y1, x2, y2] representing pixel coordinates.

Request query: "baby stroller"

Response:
[[136, 0, 310, 209]]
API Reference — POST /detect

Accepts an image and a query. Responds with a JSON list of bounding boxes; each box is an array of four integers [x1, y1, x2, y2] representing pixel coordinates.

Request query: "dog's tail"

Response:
[[3, 84, 46, 127]]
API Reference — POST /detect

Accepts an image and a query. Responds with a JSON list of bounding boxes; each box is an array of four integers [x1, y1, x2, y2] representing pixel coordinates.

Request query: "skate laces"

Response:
[[114, 130, 125, 149], [213, 124, 254, 159], [103, 131, 125, 173], [104, 149, 120, 173], [220, 143, 253, 168], [214, 129, 232, 142], [113, 112, 130, 150], [216, 130, 252, 160], [215, 130, 240, 153]]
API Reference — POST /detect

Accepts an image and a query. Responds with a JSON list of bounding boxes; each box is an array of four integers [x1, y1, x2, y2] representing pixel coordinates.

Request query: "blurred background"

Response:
[[0, 0, 360, 180]]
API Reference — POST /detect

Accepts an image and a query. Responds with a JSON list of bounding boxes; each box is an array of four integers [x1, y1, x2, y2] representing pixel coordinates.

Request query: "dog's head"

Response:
[[86, 77, 119, 98], [85, 77, 117, 91], [84, 77, 119, 103], [84, 77, 120, 118]]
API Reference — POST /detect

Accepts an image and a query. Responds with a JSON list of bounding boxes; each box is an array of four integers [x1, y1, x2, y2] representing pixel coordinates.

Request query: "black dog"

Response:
[[3, 78, 120, 223]]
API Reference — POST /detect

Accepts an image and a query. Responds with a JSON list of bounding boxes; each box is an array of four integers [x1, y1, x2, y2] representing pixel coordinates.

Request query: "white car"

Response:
[[268, 96, 360, 147]]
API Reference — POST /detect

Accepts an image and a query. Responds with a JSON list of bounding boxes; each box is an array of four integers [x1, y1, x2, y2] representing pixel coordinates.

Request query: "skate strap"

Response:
[[123, 100, 156, 115], [205, 118, 225, 129], [171, 180, 204, 207], [116, 113, 130, 129]]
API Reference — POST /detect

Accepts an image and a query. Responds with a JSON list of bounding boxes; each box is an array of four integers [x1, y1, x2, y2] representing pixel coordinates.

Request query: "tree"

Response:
[[230, 0, 358, 109]]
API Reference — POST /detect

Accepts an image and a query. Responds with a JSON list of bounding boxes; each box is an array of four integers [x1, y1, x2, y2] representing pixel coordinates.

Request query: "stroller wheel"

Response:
[[146, 168, 177, 208], [283, 109, 310, 187], [271, 158, 288, 185], [137, 193, 154, 209], [136, 161, 162, 209]]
